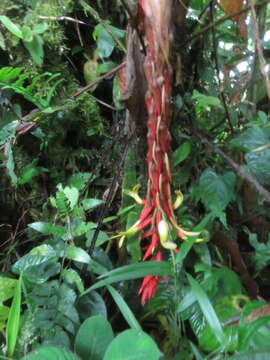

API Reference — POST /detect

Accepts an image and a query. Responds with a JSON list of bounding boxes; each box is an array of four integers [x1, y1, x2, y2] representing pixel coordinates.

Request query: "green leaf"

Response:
[[6, 274, 22, 357], [0, 277, 18, 302], [68, 172, 92, 190], [19, 163, 47, 185], [103, 329, 163, 360], [86, 229, 109, 248], [192, 168, 236, 215], [173, 141, 192, 166], [192, 90, 220, 108], [0, 305, 9, 332], [106, 285, 142, 331], [20, 346, 79, 360], [12, 244, 57, 273], [187, 274, 225, 345], [23, 34, 44, 66], [230, 126, 269, 152], [0, 67, 23, 83], [82, 198, 103, 211], [76, 291, 107, 321], [28, 222, 66, 236], [74, 315, 114, 360], [62, 269, 84, 294], [65, 246, 91, 264], [82, 261, 173, 294], [0, 15, 22, 38], [93, 24, 125, 58], [228, 350, 270, 360], [62, 186, 79, 210], [249, 233, 270, 273]]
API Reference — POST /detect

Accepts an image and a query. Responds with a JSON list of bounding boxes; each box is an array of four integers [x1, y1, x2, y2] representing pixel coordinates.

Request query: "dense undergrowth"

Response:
[[1, 0, 270, 359]]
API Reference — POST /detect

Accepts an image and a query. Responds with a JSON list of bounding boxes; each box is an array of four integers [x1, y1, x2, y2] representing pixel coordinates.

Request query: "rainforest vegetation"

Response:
[[1, 0, 270, 359]]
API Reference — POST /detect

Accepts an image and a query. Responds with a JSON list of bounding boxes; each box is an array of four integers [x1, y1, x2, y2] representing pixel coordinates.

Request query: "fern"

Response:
[[0, 67, 64, 109], [56, 191, 72, 218]]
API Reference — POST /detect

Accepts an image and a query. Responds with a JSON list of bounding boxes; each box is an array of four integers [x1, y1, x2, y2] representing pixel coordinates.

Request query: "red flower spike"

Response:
[[114, 0, 200, 305]]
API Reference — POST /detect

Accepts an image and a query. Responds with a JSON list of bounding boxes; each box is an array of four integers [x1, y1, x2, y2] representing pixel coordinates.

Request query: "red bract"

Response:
[[138, 275, 160, 306]]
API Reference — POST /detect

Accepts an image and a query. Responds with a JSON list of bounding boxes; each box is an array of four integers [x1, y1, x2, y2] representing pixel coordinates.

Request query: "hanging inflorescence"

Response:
[[116, 0, 200, 305]]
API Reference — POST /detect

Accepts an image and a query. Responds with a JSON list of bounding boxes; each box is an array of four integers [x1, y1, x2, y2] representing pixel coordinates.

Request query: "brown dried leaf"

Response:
[[219, 0, 244, 22]]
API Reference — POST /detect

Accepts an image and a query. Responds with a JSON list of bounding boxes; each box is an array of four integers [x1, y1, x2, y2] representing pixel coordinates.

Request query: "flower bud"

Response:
[[158, 220, 177, 250]]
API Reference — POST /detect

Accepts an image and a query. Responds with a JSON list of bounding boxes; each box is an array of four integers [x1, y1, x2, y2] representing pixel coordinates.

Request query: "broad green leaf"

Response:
[[63, 186, 79, 210], [192, 168, 236, 214], [12, 244, 57, 275], [19, 164, 47, 184], [23, 34, 44, 66], [74, 315, 114, 360], [21, 26, 33, 42], [230, 126, 269, 152], [192, 90, 220, 107], [6, 274, 22, 357], [187, 274, 225, 345], [173, 141, 192, 166], [249, 233, 270, 273], [0, 277, 18, 302], [28, 222, 66, 236], [20, 346, 79, 359], [82, 261, 173, 294], [82, 198, 103, 211], [64, 246, 107, 275], [93, 24, 125, 58], [76, 291, 107, 321], [103, 329, 163, 360], [65, 246, 91, 264], [62, 269, 84, 294], [106, 285, 142, 331], [0, 67, 23, 83], [0, 15, 22, 38], [86, 229, 109, 248], [68, 172, 92, 190]]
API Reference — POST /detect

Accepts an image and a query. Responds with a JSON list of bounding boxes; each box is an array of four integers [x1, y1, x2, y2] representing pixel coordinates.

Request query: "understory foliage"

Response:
[[1, 0, 270, 359]]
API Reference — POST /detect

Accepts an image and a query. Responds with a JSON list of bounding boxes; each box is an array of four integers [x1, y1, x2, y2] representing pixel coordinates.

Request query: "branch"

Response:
[[191, 127, 270, 204], [70, 61, 126, 98], [38, 16, 89, 25], [248, 0, 270, 102], [185, 0, 270, 45]]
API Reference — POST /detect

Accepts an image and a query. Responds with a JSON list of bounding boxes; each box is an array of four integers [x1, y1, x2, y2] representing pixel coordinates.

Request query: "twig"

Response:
[[185, 0, 270, 45], [71, 61, 126, 98], [38, 16, 89, 25], [209, 3, 234, 134], [88, 136, 132, 255], [248, 0, 270, 102], [190, 127, 270, 204], [90, 94, 118, 111]]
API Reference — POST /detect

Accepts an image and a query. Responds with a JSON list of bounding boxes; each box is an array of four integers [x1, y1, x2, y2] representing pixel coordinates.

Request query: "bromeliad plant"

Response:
[[115, 0, 200, 305]]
